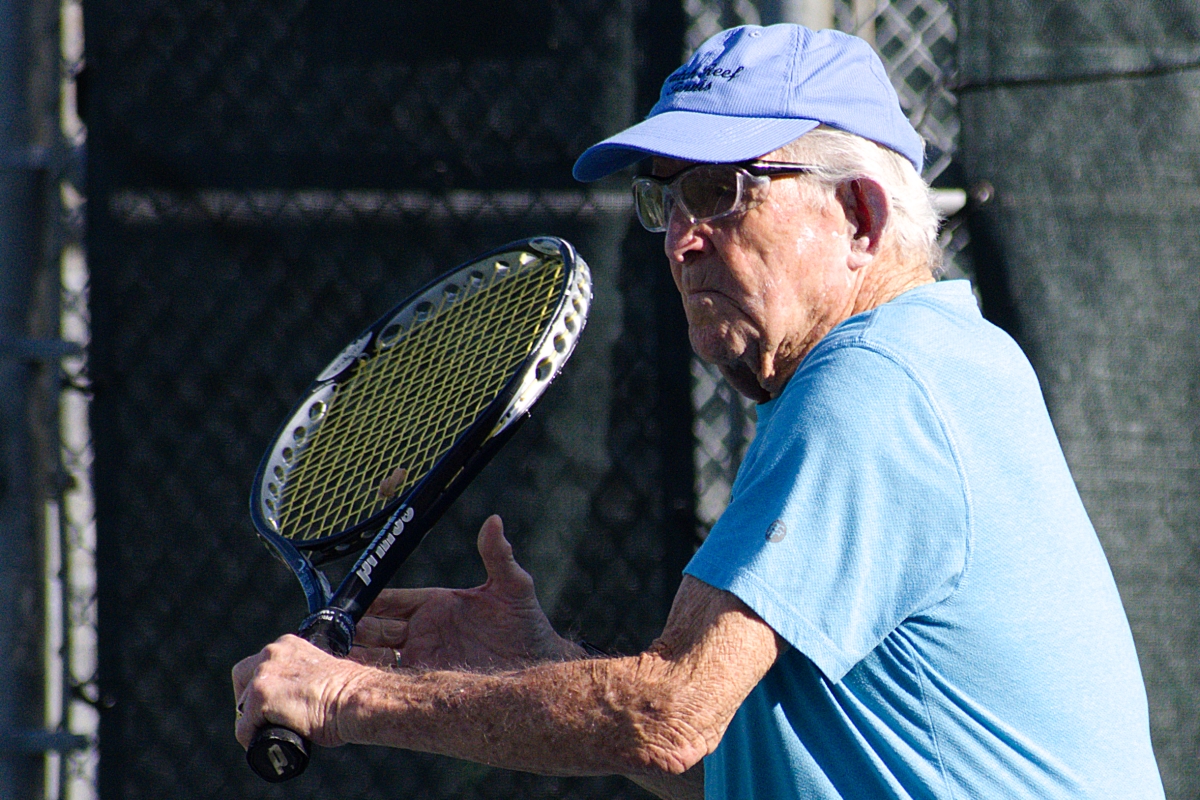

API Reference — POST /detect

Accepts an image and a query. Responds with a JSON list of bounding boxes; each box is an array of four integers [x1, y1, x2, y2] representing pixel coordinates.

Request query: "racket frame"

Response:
[[245, 236, 591, 782], [249, 235, 590, 588]]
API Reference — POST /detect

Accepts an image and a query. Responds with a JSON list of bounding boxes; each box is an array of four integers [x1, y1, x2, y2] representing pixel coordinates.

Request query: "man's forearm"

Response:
[[335, 653, 711, 778], [236, 575, 778, 790]]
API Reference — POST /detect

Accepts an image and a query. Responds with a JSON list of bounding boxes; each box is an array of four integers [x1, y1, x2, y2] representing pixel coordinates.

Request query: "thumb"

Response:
[[476, 514, 530, 591]]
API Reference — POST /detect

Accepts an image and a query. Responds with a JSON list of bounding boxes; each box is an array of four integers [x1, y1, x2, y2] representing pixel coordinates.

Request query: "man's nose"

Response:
[[664, 207, 706, 262]]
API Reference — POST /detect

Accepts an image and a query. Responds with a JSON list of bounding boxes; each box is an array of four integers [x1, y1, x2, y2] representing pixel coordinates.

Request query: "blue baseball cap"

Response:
[[572, 24, 923, 181]]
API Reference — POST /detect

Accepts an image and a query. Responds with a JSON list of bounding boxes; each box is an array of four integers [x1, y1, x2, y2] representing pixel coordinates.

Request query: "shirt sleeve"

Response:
[[684, 340, 971, 682]]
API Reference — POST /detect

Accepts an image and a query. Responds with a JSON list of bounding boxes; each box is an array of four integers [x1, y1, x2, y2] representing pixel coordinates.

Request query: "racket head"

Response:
[[249, 236, 591, 567]]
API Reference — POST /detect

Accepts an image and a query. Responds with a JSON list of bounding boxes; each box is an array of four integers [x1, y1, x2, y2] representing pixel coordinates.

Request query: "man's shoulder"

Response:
[[808, 279, 1026, 386], [787, 282, 973, 394], [775, 279, 1042, 450], [836, 280, 986, 345]]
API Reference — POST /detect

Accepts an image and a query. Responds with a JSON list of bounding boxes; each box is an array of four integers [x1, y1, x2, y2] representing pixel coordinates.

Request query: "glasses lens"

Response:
[[632, 165, 759, 232], [676, 166, 741, 222], [632, 177, 668, 232]]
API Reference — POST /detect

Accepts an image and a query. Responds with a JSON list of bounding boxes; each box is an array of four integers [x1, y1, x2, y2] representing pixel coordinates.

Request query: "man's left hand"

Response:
[[232, 634, 365, 750]]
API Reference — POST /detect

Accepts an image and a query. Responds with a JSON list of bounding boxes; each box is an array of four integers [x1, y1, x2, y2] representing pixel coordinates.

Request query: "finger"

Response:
[[477, 514, 532, 590], [235, 701, 261, 750], [353, 616, 408, 648], [234, 684, 263, 750], [231, 652, 264, 701], [347, 644, 401, 669], [364, 586, 441, 619]]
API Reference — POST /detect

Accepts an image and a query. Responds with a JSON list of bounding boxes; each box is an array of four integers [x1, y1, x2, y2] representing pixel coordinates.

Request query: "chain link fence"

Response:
[[10, 0, 99, 796], [65, 3, 1200, 797], [84, 1, 692, 798]]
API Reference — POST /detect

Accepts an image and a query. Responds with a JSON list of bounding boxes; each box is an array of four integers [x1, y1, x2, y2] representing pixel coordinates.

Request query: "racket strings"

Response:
[[283, 273, 556, 539], [276, 258, 565, 541], [286, 270, 556, 534]]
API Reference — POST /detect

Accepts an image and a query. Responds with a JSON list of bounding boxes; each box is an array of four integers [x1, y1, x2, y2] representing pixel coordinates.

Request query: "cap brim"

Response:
[[572, 111, 820, 182]]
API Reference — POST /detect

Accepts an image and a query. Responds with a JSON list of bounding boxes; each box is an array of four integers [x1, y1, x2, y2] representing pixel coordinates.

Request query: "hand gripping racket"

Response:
[[245, 236, 591, 782]]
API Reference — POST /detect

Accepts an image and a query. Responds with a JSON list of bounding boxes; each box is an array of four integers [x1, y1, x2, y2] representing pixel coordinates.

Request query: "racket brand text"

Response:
[[355, 506, 416, 586]]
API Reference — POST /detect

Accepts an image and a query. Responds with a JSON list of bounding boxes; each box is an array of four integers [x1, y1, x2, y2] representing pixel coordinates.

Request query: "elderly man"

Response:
[[234, 24, 1165, 799]]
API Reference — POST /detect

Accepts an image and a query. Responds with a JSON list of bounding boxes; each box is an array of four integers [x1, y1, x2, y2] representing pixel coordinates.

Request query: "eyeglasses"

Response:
[[631, 160, 818, 232]]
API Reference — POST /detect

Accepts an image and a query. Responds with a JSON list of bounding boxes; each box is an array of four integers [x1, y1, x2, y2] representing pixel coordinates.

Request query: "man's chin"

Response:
[[717, 363, 771, 403], [686, 316, 749, 360]]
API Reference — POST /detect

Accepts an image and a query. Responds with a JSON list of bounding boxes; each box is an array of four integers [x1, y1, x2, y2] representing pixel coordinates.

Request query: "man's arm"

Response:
[[234, 574, 783, 796]]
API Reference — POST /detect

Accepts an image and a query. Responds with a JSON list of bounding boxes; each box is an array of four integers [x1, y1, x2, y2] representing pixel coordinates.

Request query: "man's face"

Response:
[[655, 153, 862, 400]]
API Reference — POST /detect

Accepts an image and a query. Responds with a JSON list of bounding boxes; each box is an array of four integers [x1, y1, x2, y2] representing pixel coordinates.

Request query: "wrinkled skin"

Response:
[[349, 515, 584, 672], [233, 516, 781, 800], [657, 151, 928, 402]]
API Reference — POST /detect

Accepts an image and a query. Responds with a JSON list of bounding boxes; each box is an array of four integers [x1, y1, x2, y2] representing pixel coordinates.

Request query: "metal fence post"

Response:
[[0, 0, 46, 794]]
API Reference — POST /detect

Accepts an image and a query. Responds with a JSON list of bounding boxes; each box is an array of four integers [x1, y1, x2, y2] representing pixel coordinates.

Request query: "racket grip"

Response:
[[246, 609, 356, 782], [247, 726, 309, 782]]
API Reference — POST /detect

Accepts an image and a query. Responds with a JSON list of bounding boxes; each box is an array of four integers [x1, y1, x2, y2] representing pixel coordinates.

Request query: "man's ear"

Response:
[[837, 178, 889, 266]]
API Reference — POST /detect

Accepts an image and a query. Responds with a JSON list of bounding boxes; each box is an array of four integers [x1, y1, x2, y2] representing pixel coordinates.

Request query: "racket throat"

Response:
[[298, 608, 356, 657]]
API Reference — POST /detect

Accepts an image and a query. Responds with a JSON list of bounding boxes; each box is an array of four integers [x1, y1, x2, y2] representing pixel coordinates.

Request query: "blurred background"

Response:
[[1, 0, 1196, 797]]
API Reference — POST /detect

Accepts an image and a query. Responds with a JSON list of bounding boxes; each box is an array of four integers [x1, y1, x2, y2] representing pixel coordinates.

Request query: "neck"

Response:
[[727, 257, 935, 403], [850, 256, 935, 317]]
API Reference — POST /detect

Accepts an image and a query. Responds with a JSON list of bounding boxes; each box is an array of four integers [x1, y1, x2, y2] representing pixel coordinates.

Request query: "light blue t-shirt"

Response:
[[684, 281, 1163, 799]]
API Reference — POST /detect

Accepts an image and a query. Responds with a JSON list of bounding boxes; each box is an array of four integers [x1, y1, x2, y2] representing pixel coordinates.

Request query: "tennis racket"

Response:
[[245, 236, 592, 782]]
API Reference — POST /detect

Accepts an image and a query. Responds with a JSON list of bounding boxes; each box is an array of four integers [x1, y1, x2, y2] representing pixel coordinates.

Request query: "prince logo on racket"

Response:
[[355, 506, 414, 586], [234, 24, 1165, 799]]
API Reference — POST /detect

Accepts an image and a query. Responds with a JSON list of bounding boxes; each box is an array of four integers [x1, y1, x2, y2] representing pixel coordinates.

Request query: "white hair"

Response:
[[773, 126, 942, 273]]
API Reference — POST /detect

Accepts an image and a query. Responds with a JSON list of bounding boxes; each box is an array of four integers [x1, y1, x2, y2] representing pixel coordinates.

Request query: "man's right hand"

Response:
[[350, 514, 585, 671]]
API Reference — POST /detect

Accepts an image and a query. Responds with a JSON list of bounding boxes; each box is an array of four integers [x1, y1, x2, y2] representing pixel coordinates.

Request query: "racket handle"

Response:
[[246, 609, 356, 782], [247, 726, 309, 782]]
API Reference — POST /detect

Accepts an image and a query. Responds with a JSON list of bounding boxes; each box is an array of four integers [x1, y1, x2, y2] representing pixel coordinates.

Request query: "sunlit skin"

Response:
[[655, 151, 933, 402], [233, 516, 778, 800]]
